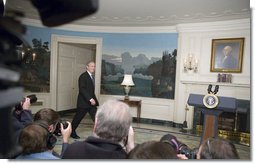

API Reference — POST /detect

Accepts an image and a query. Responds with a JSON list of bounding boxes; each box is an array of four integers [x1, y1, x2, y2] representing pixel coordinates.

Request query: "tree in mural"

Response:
[[19, 38, 50, 92], [101, 49, 177, 99], [146, 49, 177, 99]]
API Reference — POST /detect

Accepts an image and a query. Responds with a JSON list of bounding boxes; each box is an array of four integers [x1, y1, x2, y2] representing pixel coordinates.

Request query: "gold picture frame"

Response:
[[210, 38, 244, 73]]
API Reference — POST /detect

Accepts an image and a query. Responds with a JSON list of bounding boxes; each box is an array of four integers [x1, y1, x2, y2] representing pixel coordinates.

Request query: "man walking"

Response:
[[71, 61, 99, 139]]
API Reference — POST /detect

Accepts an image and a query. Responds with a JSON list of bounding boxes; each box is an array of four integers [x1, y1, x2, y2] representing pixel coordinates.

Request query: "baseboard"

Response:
[[135, 118, 183, 128], [57, 109, 76, 116], [57, 109, 184, 129]]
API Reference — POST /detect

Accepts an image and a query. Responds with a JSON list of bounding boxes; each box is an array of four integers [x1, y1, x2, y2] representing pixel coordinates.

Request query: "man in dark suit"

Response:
[[70, 61, 99, 139]]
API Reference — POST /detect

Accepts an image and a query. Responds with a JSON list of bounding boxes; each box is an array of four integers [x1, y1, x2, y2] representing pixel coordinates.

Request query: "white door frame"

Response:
[[50, 34, 102, 111]]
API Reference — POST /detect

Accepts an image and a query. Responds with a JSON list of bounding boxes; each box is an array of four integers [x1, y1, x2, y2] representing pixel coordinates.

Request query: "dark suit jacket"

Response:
[[77, 71, 99, 108], [62, 136, 127, 159], [12, 110, 33, 144]]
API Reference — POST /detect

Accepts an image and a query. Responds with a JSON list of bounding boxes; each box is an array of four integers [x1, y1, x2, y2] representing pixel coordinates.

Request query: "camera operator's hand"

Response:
[[60, 121, 72, 143], [22, 97, 31, 110], [126, 126, 135, 153]]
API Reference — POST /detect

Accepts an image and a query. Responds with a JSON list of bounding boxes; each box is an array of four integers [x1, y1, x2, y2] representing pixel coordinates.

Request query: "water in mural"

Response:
[[101, 49, 177, 99]]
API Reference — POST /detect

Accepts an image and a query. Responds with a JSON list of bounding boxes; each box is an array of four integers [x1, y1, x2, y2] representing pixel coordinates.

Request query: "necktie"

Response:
[[91, 75, 95, 85]]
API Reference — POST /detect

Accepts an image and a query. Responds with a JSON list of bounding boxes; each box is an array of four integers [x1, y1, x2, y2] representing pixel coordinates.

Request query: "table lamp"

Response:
[[121, 74, 135, 100]]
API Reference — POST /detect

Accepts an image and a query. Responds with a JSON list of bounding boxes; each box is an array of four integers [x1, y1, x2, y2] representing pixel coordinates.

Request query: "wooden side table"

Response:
[[120, 99, 142, 123]]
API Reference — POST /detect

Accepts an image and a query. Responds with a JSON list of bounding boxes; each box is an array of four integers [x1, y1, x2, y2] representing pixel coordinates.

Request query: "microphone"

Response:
[[207, 84, 212, 94], [213, 85, 219, 94]]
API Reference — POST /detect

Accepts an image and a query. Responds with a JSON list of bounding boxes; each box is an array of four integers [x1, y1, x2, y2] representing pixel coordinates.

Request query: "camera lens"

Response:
[[53, 120, 68, 136], [179, 147, 197, 159], [62, 121, 68, 129], [27, 94, 37, 104]]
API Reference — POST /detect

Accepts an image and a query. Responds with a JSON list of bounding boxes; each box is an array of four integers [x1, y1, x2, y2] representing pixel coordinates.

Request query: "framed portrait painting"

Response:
[[210, 38, 244, 73]]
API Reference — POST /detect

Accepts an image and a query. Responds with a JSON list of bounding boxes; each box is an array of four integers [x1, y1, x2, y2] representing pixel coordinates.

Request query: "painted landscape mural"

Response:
[[100, 33, 177, 99], [18, 38, 50, 92], [22, 26, 177, 98]]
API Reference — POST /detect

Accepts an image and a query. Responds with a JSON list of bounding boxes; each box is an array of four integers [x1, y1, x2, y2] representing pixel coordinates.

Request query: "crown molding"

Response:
[[22, 18, 177, 33], [176, 18, 250, 33], [22, 18, 250, 34]]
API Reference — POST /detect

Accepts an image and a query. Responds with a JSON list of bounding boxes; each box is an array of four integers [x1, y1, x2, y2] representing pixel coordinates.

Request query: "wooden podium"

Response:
[[188, 94, 236, 144]]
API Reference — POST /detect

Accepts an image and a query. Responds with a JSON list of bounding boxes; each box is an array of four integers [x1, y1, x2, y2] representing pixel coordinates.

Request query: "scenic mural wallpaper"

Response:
[[100, 33, 177, 99], [23, 26, 177, 99], [18, 38, 50, 92]]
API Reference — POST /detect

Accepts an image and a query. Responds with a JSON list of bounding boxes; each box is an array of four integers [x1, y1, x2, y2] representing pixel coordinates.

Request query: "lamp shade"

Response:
[[121, 74, 135, 86]]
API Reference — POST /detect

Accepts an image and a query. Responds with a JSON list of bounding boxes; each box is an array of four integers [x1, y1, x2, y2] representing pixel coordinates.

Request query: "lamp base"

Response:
[[123, 85, 131, 100], [124, 95, 129, 100]]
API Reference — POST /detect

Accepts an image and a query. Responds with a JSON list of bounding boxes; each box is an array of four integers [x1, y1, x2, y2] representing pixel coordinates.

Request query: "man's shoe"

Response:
[[71, 133, 80, 139]]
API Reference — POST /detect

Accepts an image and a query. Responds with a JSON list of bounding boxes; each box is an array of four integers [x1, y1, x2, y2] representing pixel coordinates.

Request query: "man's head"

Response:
[[34, 108, 60, 133], [223, 46, 232, 56], [93, 99, 132, 143], [19, 120, 57, 154], [86, 61, 96, 74], [127, 141, 178, 159], [197, 137, 239, 159]]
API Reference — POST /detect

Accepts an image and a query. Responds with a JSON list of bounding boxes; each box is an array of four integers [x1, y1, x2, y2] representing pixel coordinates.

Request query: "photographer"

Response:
[[196, 137, 239, 159], [16, 120, 59, 159], [33, 108, 72, 158], [176, 137, 239, 159], [12, 100, 72, 158], [12, 97, 33, 144], [161, 134, 239, 159], [160, 133, 198, 160], [127, 141, 177, 159]]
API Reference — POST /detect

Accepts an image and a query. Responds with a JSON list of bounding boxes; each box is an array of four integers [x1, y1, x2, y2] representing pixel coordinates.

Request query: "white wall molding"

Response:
[[176, 18, 250, 32], [50, 35, 103, 111], [181, 81, 250, 88], [22, 18, 177, 33], [99, 94, 174, 121], [21, 18, 44, 27], [22, 17, 250, 33]]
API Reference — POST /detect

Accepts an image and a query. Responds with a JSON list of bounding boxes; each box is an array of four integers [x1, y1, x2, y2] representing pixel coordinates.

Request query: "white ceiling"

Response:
[[5, 0, 251, 27]]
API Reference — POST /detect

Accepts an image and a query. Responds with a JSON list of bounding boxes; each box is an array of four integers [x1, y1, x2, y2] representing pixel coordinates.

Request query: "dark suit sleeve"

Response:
[[12, 110, 33, 130], [12, 110, 33, 144], [60, 143, 69, 158]]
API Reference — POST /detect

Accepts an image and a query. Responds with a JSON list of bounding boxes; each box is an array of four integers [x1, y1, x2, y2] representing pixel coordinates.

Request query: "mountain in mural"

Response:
[[102, 54, 122, 66], [101, 49, 177, 99], [103, 52, 161, 74]]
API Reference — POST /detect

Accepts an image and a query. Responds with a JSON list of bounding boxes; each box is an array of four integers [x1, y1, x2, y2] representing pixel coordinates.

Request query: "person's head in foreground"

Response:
[[127, 141, 177, 159], [196, 137, 240, 159]]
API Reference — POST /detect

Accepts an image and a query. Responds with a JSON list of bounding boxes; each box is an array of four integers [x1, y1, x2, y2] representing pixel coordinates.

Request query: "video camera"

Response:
[[160, 133, 197, 159], [14, 94, 37, 111], [0, 0, 98, 158]]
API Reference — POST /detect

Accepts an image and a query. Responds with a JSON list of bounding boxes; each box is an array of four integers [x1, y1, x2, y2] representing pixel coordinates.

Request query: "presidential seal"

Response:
[[203, 93, 219, 109]]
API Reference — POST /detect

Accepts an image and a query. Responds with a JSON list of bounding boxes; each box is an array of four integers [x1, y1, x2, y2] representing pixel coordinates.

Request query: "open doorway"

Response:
[[51, 35, 102, 111]]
